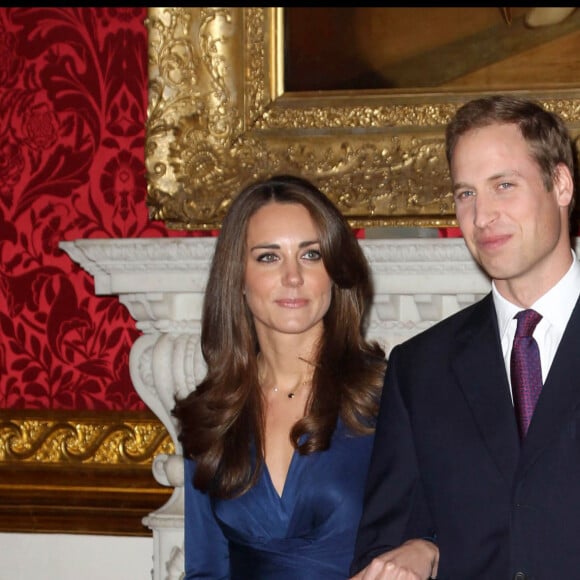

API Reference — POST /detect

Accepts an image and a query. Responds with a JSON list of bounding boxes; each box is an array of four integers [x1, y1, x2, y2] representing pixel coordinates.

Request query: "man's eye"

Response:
[[454, 190, 474, 201]]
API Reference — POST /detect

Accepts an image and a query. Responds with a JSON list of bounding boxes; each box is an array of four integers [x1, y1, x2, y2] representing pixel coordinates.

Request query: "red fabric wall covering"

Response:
[[0, 8, 452, 410], [0, 8, 213, 411]]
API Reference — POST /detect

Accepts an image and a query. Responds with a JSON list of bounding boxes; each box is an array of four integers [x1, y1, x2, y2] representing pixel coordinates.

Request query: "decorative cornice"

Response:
[[60, 238, 216, 294]]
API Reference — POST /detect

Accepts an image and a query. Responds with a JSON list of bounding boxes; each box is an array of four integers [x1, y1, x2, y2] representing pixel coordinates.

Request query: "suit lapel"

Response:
[[451, 295, 520, 484], [519, 296, 580, 469]]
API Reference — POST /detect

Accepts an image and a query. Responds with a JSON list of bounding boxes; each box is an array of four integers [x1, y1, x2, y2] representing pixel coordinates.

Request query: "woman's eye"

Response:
[[302, 249, 321, 260], [257, 252, 278, 263]]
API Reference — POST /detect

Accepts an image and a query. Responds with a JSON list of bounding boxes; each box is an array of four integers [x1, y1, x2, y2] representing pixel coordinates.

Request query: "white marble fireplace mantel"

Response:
[[59, 236, 491, 580]]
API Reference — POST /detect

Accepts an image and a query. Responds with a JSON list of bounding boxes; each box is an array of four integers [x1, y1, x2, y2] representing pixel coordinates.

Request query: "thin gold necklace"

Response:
[[273, 379, 310, 399], [258, 353, 311, 399]]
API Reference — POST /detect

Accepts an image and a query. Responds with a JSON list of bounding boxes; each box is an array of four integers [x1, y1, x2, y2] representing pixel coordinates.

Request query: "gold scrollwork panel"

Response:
[[0, 410, 173, 536], [145, 7, 580, 231]]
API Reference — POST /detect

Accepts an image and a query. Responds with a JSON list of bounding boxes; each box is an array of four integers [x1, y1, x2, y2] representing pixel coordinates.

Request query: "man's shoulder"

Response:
[[400, 293, 493, 349]]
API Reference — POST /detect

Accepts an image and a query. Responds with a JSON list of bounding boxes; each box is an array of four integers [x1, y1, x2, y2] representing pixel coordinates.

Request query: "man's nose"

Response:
[[473, 193, 498, 228]]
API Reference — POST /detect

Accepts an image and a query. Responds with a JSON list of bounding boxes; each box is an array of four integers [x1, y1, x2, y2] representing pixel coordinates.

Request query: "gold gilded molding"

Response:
[[0, 411, 172, 535], [0, 413, 173, 464], [145, 7, 580, 230]]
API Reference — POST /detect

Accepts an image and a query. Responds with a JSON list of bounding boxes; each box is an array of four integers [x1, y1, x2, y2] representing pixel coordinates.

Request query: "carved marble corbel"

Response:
[[59, 237, 215, 579]]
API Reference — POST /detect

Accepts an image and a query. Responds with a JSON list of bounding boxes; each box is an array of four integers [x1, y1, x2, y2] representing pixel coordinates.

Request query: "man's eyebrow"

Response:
[[453, 170, 521, 191]]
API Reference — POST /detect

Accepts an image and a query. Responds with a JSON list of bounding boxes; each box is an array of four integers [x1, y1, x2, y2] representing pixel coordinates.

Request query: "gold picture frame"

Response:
[[145, 7, 580, 231], [0, 409, 172, 535]]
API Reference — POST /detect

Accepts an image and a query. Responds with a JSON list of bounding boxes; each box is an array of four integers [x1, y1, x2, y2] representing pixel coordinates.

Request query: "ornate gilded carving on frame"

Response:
[[0, 410, 173, 535], [145, 7, 580, 231]]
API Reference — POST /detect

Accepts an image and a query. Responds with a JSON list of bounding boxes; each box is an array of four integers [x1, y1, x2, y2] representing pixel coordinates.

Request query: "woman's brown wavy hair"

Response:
[[172, 175, 386, 498]]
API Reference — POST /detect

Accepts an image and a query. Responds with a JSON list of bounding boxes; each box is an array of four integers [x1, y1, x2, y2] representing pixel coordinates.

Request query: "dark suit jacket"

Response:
[[351, 293, 580, 580]]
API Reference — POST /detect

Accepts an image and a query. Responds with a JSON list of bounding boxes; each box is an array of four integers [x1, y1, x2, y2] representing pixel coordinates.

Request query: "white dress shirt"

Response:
[[493, 250, 580, 402]]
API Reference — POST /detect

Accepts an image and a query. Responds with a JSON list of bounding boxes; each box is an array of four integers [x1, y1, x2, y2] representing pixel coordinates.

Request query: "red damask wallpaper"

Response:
[[0, 8, 212, 411]]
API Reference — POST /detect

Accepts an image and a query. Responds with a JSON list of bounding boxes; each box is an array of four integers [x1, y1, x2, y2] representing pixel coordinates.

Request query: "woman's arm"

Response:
[[183, 458, 230, 579]]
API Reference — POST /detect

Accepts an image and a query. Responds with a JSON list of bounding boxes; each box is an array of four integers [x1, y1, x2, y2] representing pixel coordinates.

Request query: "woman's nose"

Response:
[[282, 261, 304, 286]]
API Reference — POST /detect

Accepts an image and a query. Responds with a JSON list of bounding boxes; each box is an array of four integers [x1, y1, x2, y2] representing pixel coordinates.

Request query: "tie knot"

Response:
[[514, 309, 542, 338]]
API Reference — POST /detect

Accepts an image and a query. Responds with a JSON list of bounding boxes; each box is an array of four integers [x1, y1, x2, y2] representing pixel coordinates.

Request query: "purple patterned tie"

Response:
[[510, 309, 543, 439]]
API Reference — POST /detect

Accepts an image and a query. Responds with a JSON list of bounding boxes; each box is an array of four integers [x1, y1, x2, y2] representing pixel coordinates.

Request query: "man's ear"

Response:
[[554, 163, 574, 208]]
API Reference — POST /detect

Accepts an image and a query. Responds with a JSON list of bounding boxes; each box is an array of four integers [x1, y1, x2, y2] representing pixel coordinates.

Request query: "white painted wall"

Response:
[[0, 533, 153, 580]]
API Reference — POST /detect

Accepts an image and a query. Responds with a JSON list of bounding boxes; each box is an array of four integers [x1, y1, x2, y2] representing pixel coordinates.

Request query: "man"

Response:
[[350, 95, 580, 579]]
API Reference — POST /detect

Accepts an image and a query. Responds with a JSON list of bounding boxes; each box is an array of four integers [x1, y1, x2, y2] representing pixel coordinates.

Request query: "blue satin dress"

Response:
[[183, 419, 374, 579]]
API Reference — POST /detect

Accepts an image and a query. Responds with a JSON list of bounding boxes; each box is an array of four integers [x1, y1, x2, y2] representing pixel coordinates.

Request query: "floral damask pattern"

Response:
[[0, 8, 214, 410]]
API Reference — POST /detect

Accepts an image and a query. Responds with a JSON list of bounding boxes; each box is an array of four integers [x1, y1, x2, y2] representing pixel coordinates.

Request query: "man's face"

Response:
[[451, 122, 573, 303]]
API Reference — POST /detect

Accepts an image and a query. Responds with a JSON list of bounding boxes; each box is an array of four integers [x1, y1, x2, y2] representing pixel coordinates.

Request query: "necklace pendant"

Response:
[[288, 392, 295, 399]]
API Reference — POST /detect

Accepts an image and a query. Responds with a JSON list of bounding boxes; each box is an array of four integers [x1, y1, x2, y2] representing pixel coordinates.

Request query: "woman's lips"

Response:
[[275, 298, 308, 308]]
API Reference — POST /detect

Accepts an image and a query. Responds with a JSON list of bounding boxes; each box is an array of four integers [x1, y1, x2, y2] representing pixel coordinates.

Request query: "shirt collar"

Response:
[[493, 250, 580, 341]]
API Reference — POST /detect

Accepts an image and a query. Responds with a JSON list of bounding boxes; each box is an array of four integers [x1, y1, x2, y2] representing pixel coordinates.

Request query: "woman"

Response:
[[173, 174, 386, 579]]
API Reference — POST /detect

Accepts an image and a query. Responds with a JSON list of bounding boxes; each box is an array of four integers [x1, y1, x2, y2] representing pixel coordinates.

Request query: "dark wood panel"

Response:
[[0, 462, 171, 536]]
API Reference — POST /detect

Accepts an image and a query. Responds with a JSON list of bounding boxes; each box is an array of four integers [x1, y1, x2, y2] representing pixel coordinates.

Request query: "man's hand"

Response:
[[350, 539, 439, 579]]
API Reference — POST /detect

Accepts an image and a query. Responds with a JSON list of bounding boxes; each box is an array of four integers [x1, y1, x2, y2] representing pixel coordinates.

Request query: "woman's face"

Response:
[[243, 202, 333, 341]]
